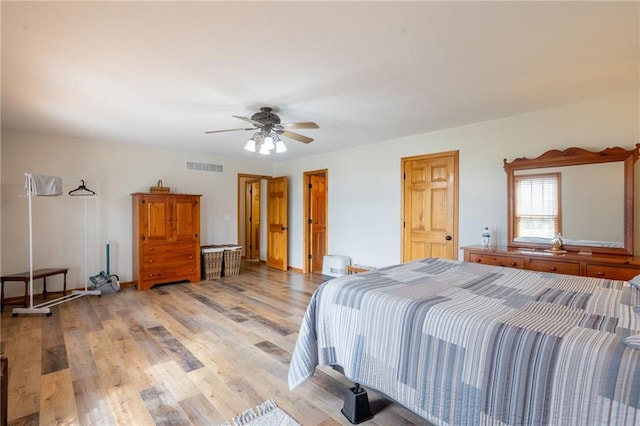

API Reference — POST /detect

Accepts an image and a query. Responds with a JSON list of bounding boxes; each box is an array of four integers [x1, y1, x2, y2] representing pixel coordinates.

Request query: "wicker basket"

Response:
[[222, 247, 242, 276], [150, 179, 171, 193], [201, 247, 224, 280]]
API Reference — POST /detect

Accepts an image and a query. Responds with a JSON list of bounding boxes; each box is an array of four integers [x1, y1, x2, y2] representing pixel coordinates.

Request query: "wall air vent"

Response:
[[186, 161, 223, 173]]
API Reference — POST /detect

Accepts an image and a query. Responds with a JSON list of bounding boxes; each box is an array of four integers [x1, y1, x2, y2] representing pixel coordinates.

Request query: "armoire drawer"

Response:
[[143, 252, 196, 266], [143, 242, 198, 255], [142, 263, 198, 281]]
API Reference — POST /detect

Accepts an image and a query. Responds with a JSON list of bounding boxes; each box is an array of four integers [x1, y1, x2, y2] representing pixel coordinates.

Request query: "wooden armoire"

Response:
[[132, 193, 201, 290]]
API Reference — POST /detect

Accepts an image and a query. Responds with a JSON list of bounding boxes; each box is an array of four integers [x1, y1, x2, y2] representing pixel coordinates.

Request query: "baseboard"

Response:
[[2, 295, 22, 305]]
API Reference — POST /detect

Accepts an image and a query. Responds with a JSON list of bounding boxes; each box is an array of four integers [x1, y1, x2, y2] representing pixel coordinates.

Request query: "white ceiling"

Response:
[[2, 1, 638, 160]]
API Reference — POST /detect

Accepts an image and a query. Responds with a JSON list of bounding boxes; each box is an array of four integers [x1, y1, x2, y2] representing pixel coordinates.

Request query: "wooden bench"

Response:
[[346, 265, 375, 274], [0, 268, 68, 312]]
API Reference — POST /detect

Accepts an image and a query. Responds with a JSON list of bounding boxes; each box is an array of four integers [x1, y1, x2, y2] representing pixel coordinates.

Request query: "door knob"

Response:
[[445, 235, 452, 241]]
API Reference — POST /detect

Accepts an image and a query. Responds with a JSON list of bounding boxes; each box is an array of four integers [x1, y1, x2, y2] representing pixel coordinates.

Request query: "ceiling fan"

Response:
[[205, 106, 319, 154]]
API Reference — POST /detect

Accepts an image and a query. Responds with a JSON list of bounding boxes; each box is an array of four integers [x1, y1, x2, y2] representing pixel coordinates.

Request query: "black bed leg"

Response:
[[341, 382, 374, 424]]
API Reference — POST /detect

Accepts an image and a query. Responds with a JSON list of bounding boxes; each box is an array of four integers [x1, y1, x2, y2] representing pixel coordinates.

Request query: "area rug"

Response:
[[220, 399, 300, 426]]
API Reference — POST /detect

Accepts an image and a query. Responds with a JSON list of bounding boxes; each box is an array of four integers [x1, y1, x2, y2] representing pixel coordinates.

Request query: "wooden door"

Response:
[[141, 195, 172, 242], [402, 152, 458, 262], [244, 180, 261, 260], [267, 176, 288, 271], [174, 195, 200, 242], [310, 174, 327, 272]]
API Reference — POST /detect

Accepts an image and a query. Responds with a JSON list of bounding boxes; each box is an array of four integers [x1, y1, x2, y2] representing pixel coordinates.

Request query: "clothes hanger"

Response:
[[68, 180, 96, 196]]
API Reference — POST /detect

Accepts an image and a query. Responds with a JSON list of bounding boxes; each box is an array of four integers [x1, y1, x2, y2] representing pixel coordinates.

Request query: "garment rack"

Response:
[[13, 174, 100, 316]]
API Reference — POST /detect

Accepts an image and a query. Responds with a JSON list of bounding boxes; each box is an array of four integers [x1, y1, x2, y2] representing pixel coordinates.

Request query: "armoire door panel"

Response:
[[144, 198, 171, 241], [174, 197, 199, 241]]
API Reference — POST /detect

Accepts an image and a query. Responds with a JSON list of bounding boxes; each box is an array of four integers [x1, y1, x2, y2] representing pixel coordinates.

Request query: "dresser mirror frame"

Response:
[[504, 144, 639, 255]]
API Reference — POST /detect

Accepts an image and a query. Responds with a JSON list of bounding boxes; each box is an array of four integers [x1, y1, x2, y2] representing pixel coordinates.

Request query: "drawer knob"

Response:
[[475, 259, 481, 263], [549, 267, 557, 271], [597, 272, 604, 276], [510, 262, 517, 266]]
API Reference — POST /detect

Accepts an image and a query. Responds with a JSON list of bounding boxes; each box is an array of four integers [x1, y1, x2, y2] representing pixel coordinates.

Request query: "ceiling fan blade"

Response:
[[281, 130, 314, 144], [232, 115, 264, 127], [204, 127, 255, 134], [279, 121, 319, 130]]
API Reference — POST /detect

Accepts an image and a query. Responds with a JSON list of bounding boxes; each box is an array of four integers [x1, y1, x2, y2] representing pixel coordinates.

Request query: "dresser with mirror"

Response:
[[463, 144, 640, 280]]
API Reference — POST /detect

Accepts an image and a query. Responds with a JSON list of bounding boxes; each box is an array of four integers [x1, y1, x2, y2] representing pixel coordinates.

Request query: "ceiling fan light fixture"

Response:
[[258, 143, 271, 155], [244, 138, 256, 152], [275, 140, 287, 153], [263, 135, 275, 151]]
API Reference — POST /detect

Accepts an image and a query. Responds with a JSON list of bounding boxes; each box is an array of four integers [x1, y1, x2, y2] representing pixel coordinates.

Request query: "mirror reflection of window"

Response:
[[514, 173, 561, 239]]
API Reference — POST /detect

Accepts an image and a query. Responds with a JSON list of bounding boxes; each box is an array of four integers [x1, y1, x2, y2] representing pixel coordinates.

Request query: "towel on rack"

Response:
[[25, 174, 62, 196]]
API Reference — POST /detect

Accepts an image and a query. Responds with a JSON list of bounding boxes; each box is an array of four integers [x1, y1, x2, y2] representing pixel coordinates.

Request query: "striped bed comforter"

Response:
[[288, 258, 640, 425]]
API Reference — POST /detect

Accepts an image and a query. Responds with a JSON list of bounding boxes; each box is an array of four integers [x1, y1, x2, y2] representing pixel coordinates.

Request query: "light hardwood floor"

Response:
[[1, 261, 428, 425]]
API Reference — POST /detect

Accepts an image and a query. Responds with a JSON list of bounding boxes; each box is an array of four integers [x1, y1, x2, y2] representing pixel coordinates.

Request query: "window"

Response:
[[514, 173, 561, 238]]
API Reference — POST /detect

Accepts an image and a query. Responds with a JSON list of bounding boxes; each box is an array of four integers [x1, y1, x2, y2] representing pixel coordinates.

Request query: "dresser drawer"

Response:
[[586, 264, 640, 281], [468, 253, 524, 269], [143, 242, 197, 255], [529, 259, 580, 275]]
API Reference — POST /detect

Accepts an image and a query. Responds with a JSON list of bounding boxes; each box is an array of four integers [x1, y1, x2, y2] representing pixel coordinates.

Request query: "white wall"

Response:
[[275, 91, 640, 269], [2, 91, 638, 297], [1, 131, 272, 295]]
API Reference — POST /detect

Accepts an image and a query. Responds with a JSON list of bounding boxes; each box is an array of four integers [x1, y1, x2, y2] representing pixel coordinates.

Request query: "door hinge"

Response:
[[308, 183, 312, 189], [249, 216, 252, 222], [308, 254, 313, 259], [308, 218, 312, 224]]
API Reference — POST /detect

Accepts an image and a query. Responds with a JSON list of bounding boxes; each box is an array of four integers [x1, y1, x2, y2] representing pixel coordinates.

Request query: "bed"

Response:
[[288, 258, 640, 425]]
